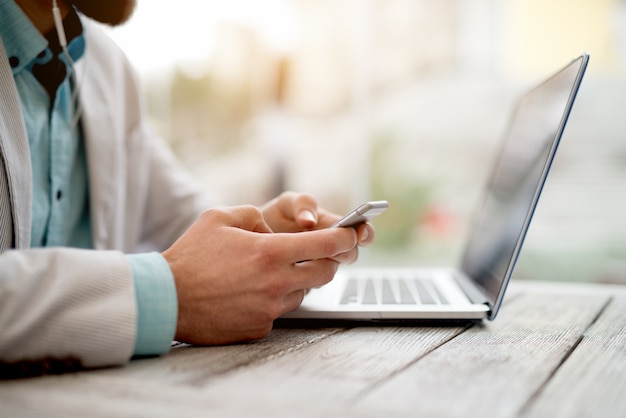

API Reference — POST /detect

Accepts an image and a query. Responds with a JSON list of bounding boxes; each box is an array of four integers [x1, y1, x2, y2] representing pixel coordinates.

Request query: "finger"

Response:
[[291, 257, 340, 290], [266, 227, 358, 265], [293, 194, 318, 228], [206, 205, 273, 234], [329, 246, 359, 265], [277, 191, 319, 229], [316, 208, 341, 229], [356, 223, 375, 246], [281, 289, 307, 314]]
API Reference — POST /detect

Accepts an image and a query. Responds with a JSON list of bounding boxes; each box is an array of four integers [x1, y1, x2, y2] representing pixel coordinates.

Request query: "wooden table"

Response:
[[1, 280, 625, 418]]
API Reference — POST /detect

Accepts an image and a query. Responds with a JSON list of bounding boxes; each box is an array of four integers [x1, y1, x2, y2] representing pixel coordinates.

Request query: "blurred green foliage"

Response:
[[368, 131, 433, 251]]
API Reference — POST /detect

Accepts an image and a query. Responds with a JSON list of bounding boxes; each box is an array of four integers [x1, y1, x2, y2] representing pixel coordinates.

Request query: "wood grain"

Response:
[[520, 296, 626, 418], [0, 326, 466, 417], [95, 328, 343, 386], [1, 281, 624, 418], [354, 291, 610, 418]]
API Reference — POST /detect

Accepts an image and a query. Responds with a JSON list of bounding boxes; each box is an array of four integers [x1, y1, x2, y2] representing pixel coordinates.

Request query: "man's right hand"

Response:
[[162, 205, 358, 345]]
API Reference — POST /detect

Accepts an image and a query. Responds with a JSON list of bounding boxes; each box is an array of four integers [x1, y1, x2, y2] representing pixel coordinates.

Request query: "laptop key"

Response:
[[398, 279, 416, 304], [382, 279, 397, 304], [432, 283, 449, 304], [415, 278, 436, 304], [340, 278, 358, 305], [363, 279, 377, 304]]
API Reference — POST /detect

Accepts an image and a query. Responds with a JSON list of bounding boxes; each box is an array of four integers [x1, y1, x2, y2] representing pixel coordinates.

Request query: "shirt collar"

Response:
[[0, 0, 86, 76]]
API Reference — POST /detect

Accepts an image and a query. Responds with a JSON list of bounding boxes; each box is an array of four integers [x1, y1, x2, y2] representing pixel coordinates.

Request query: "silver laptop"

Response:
[[282, 53, 589, 322]]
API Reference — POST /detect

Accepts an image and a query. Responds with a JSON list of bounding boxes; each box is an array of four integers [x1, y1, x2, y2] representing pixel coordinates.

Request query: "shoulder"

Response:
[[81, 19, 127, 62], [80, 18, 139, 87], [78, 17, 144, 117]]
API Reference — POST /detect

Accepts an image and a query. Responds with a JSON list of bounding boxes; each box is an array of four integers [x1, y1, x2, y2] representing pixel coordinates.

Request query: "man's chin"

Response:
[[67, 0, 137, 26]]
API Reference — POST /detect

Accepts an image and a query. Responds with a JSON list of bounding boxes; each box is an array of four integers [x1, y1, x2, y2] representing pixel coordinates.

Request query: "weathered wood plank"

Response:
[[1, 282, 623, 418], [94, 328, 342, 385], [0, 328, 343, 418], [194, 325, 468, 403], [0, 373, 259, 418], [353, 291, 610, 418], [0, 373, 389, 418], [521, 296, 626, 418], [0, 326, 465, 418]]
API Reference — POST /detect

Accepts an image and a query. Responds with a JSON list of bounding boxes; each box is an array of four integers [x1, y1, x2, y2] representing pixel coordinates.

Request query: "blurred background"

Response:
[[104, 0, 626, 284]]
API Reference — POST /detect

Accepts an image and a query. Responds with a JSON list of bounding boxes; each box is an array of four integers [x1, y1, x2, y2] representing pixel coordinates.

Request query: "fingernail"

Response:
[[359, 226, 370, 244], [300, 210, 316, 223]]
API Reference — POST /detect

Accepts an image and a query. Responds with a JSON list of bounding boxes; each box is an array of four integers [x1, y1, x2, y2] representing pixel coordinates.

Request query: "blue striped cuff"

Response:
[[126, 252, 178, 356]]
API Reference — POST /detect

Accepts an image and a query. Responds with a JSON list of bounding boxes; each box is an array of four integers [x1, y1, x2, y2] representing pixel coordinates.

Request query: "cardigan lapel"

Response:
[[75, 38, 122, 250], [0, 38, 32, 251]]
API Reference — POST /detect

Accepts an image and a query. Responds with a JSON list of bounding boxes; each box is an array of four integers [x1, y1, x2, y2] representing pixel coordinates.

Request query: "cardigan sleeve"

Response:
[[0, 247, 137, 375]]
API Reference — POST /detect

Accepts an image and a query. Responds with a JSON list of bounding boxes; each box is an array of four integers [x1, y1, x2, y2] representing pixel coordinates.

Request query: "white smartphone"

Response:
[[329, 200, 388, 228]]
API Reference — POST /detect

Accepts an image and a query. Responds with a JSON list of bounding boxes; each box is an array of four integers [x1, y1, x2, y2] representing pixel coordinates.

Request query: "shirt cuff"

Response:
[[126, 252, 178, 356]]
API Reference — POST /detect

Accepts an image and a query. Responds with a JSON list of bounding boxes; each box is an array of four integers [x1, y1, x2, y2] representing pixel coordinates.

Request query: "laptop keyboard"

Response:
[[340, 275, 450, 305]]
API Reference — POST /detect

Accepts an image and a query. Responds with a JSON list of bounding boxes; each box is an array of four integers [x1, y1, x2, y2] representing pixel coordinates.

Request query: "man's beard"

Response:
[[66, 0, 137, 26]]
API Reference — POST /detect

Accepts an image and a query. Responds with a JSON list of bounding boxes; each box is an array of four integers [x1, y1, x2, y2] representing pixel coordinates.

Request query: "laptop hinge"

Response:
[[453, 272, 492, 312]]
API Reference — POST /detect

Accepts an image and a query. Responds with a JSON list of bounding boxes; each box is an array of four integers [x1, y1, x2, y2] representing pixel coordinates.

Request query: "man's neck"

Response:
[[14, 0, 70, 35]]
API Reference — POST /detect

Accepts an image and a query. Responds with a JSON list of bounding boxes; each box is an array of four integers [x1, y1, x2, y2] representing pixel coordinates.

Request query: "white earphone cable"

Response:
[[52, 0, 83, 131]]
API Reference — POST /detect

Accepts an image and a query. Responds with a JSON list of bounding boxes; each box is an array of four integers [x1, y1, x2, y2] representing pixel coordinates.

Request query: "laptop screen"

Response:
[[460, 54, 589, 319]]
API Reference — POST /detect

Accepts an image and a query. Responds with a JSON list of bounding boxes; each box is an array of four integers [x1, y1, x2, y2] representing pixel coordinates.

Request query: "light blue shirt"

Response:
[[1, 0, 176, 356]]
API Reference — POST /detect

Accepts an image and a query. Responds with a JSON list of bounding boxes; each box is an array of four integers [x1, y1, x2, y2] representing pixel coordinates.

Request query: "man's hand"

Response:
[[261, 191, 375, 265], [162, 205, 358, 346]]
